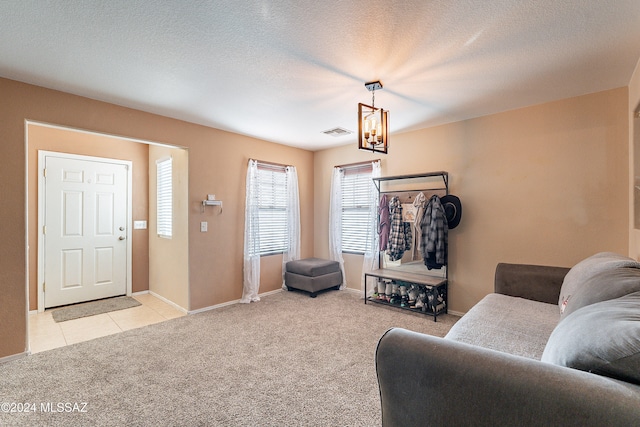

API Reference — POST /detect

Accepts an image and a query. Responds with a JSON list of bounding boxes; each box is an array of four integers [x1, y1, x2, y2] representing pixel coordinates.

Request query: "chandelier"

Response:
[[358, 81, 389, 154]]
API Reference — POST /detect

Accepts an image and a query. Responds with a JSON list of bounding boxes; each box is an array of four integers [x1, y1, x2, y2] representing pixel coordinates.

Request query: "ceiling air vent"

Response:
[[322, 127, 352, 137]]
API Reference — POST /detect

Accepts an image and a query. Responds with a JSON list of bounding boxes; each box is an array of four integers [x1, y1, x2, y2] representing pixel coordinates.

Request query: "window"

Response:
[[341, 164, 374, 253], [156, 157, 172, 238], [256, 165, 288, 255]]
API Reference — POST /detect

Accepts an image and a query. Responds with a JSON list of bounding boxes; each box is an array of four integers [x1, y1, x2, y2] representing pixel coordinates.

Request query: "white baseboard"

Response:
[[131, 290, 149, 296], [0, 351, 29, 364], [147, 291, 188, 314], [144, 284, 461, 318], [188, 288, 283, 315]]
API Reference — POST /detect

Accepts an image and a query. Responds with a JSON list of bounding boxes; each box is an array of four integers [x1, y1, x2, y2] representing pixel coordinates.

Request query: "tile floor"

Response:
[[28, 293, 186, 354]]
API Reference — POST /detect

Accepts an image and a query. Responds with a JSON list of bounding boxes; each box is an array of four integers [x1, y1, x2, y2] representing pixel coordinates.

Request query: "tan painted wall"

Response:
[[314, 88, 630, 314], [0, 76, 631, 358], [628, 57, 640, 259], [26, 123, 150, 310], [149, 145, 189, 310], [0, 77, 314, 359]]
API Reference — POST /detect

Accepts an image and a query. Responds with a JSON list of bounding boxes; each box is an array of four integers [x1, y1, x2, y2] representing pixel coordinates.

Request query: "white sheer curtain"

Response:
[[362, 161, 381, 295], [282, 166, 300, 289], [329, 167, 347, 289], [241, 159, 260, 303]]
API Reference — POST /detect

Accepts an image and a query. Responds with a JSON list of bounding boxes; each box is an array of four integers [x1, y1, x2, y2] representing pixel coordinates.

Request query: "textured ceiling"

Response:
[[1, 1, 640, 150]]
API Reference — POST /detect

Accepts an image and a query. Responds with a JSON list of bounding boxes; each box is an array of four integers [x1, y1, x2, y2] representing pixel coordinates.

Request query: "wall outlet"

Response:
[[200, 221, 208, 232]]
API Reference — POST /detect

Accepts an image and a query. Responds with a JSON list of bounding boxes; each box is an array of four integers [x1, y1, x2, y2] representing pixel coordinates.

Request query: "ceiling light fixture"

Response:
[[358, 81, 389, 154]]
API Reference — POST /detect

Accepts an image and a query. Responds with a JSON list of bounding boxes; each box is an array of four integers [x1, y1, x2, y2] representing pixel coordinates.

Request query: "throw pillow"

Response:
[[560, 267, 640, 320], [542, 292, 640, 385], [558, 252, 640, 314]]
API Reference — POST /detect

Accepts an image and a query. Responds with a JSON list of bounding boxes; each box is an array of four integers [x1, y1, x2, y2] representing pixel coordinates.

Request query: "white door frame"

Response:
[[37, 150, 133, 312]]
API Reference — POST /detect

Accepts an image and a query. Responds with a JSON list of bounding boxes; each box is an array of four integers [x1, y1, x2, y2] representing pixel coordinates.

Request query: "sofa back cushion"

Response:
[[558, 252, 640, 316], [542, 291, 640, 385], [560, 267, 640, 320]]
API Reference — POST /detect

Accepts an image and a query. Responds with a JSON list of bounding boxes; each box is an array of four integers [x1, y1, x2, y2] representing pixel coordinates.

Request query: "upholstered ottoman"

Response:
[[285, 258, 342, 297]]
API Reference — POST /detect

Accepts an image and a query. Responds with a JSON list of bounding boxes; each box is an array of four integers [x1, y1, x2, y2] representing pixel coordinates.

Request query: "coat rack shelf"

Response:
[[372, 171, 448, 192]]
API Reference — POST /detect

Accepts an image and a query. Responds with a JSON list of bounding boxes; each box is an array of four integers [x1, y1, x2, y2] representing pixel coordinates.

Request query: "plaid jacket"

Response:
[[386, 197, 412, 261], [420, 195, 448, 269]]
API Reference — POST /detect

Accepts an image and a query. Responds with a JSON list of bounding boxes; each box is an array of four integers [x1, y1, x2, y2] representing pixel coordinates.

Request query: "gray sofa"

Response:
[[375, 252, 640, 426]]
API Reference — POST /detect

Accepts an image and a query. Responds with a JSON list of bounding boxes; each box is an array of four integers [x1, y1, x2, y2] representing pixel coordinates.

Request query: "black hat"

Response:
[[441, 195, 462, 229]]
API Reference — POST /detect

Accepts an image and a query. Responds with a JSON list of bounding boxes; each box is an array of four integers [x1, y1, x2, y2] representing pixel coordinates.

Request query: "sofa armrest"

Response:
[[376, 328, 640, 427], [494, 263, 570, 304]]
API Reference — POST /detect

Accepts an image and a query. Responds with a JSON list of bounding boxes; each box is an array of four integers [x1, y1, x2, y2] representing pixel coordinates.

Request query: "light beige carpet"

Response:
[[1, 290, 458, 426]]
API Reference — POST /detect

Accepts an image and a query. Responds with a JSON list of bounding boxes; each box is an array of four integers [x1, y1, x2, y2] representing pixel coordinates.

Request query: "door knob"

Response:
[[119, 226, 125, 231], [119, 236, 126, 240]]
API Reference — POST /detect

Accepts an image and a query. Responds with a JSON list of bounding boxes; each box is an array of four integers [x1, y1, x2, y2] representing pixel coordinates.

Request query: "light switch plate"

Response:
[[200, 221, 208, 232], [133, 220, 147, 230]]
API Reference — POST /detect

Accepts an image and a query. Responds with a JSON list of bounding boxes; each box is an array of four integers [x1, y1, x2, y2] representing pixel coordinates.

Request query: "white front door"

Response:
[[42, 153, 130, 308]]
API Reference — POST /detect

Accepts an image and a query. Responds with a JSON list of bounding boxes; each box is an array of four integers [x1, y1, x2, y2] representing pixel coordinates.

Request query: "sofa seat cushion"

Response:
[[445, 293, 559, 360], [542, 291, 640, 385], [286, 258, 340, 277], [558, 252, 640, 318]]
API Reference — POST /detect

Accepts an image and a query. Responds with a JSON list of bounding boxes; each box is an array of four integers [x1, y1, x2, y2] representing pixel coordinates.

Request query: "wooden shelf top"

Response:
[[365, 268, 446, 287]]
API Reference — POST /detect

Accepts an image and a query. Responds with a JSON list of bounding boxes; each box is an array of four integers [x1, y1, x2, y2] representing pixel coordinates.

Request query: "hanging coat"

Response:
[[378, 194, 390, 251], [421, 195, 448, 269], [387, 196, 411, 261], [403, 222, 412, 251], [411, 192, 427, 260]]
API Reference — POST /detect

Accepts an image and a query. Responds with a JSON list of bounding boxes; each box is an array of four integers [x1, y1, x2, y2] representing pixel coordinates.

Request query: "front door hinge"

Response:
[[43, 225, 47, 235], [43, 168, 47, 178], [43, 282, 46, 292]]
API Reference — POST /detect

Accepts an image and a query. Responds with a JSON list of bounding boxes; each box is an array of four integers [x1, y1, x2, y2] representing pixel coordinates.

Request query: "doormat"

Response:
[[51, 296, 141, 323]]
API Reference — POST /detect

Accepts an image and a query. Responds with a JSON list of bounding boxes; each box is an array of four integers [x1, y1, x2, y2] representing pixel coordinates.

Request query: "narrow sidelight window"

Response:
[[156, 157, 172, 238]]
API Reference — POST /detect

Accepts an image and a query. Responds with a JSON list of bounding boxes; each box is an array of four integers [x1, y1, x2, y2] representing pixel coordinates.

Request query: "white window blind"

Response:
[[257, 165, 288, 255], [156, 157, 172, 238], [341, 165, 374, 253]]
